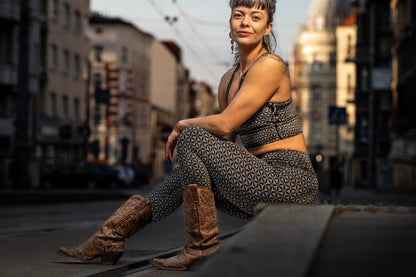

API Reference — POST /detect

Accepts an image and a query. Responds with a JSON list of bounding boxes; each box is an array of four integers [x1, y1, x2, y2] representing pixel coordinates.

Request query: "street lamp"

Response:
[[165, 16, 178, 25]]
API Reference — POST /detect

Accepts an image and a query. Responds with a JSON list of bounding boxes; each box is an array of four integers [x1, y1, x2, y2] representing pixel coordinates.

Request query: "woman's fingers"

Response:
[[165, 129, 180, 163]]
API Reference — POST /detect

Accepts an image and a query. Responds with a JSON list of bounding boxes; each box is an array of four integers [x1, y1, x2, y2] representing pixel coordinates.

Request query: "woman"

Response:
[[58, 0, 318, 271]]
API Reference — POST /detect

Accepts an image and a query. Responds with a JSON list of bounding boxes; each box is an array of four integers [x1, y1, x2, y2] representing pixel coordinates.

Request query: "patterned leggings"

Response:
[[146, 126, 318, 222]]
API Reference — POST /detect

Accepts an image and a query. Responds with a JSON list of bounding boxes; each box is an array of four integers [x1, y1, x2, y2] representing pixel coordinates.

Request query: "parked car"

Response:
[[42, 163, 118, 189], [113, 165, 135, 187]]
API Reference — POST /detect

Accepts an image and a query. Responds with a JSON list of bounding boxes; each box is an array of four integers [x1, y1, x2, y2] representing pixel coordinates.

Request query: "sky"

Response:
[[90, 0, 312, 93]]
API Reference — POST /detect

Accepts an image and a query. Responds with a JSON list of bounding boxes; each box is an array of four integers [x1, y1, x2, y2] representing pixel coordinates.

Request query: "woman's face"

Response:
[[230, 5, 272, 49]]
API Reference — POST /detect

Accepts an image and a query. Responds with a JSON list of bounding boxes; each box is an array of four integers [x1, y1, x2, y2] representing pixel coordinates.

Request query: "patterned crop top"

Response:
[[226, 57, 303, 149]]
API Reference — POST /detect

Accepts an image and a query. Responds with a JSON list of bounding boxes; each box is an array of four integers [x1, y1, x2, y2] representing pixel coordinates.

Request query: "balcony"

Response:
[[0, 0, 19, 22]]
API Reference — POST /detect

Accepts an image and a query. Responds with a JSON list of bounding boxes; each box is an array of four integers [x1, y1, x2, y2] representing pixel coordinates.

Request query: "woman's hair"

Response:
[[229, 0, 277, 59]]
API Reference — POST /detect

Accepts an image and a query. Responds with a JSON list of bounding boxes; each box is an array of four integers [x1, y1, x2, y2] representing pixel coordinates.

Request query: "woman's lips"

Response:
[[237, 31, 251, 37]]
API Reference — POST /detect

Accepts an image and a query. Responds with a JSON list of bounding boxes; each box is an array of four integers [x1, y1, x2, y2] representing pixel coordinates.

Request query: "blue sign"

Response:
[[328, 106, 347, 125]]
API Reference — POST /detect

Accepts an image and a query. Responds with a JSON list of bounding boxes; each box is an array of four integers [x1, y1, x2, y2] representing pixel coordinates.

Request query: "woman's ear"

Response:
[[266, 22, 273, 35]]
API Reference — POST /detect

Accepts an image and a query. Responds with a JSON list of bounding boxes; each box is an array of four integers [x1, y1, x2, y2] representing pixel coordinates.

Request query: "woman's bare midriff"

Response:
[[247, 133, 307, 156]]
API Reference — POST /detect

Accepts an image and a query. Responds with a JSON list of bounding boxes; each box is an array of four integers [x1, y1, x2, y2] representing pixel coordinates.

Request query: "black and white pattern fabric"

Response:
[[147, 126, 318, 222]]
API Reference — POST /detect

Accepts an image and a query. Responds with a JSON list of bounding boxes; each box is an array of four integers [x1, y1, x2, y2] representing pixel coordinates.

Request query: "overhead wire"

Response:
[[175, 2, 228, 67], [146, 0, 219, 81]]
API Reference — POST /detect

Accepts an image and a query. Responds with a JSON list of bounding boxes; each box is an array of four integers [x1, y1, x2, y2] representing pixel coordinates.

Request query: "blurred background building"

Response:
[[150, 39, 190, 183], [0, 1, 214, 189], [0, 0, 91, 189], [88, 14, 152, 167], [292, 0, 352, 191], [291, 0, 415, 194], [0, 0, 414, 193], [390, 0, 416, 192]]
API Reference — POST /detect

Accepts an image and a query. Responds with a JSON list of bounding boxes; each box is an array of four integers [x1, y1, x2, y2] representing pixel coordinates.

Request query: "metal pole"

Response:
[[15, 0, 31, 189], [368, 0, 376, 188]]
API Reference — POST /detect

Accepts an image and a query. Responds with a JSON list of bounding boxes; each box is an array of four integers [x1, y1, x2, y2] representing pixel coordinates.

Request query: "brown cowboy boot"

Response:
[[151, 184, 221, 271], [57, 195, 152, 264]]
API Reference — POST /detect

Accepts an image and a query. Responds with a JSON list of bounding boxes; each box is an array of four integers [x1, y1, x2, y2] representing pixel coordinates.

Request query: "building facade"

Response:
[[336, 11, 357, 185], [352, 0, 392, 189], [0, 0, 91, 189], [88, 14, 153, 169], [292, 0, 351, 190], [150, 40, 190, 183], [189, 81, 215, 118], [38, 0, 90, 176], [390, 0, 416, 192]]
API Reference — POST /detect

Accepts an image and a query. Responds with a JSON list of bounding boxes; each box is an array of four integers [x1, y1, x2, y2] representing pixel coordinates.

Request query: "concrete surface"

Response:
[[194, 205, 335, 277]]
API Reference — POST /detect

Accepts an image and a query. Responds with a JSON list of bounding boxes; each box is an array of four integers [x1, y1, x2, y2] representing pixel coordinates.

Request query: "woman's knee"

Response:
[[177, 126, 210, 152]]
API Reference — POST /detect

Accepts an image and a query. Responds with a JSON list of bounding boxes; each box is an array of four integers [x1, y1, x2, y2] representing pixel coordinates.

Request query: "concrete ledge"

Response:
[[195, 204, 335, 277]]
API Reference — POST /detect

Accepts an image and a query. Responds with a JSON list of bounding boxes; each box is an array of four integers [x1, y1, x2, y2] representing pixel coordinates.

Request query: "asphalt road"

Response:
[[0, 186, 247, 277]]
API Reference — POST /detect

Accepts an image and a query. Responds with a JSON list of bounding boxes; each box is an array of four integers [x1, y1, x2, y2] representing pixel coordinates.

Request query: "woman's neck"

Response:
[[238, 44, 268, 74]]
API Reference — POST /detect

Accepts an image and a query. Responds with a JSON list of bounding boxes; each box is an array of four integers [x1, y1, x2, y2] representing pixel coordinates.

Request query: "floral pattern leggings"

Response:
[[146, 126, 318, 222]]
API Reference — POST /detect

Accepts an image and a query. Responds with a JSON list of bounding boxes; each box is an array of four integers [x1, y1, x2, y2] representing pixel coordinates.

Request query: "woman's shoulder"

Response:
[[218, 65, 238, 98], [256, 53, 290, 79], [219, 65, 238, 88], [222, 64, 238, 80]]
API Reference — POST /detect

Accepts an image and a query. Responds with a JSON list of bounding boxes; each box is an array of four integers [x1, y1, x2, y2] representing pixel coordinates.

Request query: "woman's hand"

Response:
[[165, 124, 182, 163]]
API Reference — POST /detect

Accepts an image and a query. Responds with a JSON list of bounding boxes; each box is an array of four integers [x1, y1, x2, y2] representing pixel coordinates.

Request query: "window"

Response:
[[50, 93, 57, 117], [312, 120, 322, 139], [93, 73, 102, 90], [312, 53, 322, 71], [329, 52, 336, 68], [73, 98, 80, 121], [62, 50, 69, 74], [73, 54, 80, 78], [119, 71, 127, 92], [74, 11, 81, 33], [347, 74, 353, 94], [0, 27, 13, 64], [49, 0, 58, 20], [0, 93, 10, 117], [312, 86, 322, 103], [121, 46, 128, 63], [93, 45, 103, 62], [347, 35, 353, 58], [63, 3, 70, 28], [50, 44, 57, 69], [62, 95, 68, 119], [315, 16, 325, 30], [83, 17, 89, 37], [82, 59, 89, 80]]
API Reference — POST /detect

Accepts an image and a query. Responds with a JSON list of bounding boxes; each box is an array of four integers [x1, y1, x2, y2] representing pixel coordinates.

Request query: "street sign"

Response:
[[328, 106, 347, 125]]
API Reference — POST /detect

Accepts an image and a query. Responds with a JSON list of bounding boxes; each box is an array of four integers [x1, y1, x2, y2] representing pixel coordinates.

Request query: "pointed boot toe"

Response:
[[57, 195, 152, 265], [151, 256, 188, 271]]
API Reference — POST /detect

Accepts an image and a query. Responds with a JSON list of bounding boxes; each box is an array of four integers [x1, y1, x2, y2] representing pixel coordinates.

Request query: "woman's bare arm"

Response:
[[176, 55, 290, 135]]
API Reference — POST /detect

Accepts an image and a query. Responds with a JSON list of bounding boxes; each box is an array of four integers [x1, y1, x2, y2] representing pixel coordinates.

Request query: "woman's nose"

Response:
[[240, 16, 249, 26]]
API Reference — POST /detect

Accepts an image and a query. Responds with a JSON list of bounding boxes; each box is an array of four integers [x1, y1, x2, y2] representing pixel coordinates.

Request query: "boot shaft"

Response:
[[183, 184, 220, 254]]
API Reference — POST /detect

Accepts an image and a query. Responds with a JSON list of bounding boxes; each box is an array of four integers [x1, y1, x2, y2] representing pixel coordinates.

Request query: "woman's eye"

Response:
[[253, 16, 260, 21], [233, 13, 242, 18]]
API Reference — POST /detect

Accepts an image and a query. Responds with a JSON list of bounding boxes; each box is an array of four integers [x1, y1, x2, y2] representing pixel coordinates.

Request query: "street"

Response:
[[1, 185, 416, 277], [0, 186, 247, 277]]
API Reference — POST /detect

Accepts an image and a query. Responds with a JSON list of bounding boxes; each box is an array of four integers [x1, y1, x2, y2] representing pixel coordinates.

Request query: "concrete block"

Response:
[[194, 204, 335, 277]]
